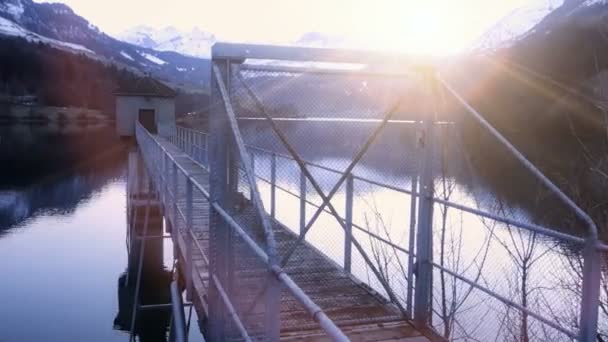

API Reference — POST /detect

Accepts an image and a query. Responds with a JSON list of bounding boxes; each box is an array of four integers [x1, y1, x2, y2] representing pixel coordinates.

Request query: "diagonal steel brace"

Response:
[[235, 70, 407, 313], [213, 64, 279, 264]]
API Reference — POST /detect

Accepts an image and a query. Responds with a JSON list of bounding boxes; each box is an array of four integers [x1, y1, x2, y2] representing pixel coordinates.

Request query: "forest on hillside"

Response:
[[0, 37, 208, 117]]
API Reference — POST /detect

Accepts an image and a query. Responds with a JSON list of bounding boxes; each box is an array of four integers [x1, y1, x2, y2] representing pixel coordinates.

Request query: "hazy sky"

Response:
[[36, 0, 540, 54]]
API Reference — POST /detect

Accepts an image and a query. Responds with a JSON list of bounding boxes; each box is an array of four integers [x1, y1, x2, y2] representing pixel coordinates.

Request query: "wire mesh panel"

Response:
[[149, 43, 608, 341], [225, 58, 425, 331], [423, 84, 596, 340]]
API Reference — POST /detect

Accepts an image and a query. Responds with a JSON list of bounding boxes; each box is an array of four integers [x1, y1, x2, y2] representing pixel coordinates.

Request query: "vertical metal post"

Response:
[[184, 129, 187, 152], [208, 58, 232, 340], [579, 239, 602, 342], [250, 151, 255, 200], [414, 72, 437, 329], [189, 130, 194, 157], [299, 167, 306, 237], [204, 134, 209, 166], [344, 174, 354, 273], [163, 153, 169, 208], [186, 177, 194, 301], [198, 133, 203, 163], [270, 152, 277, 218], [182, 128, 185, 151], [172, 164, 178, 227], [407, 173, 418, 319], [184, 129, 188, 155]]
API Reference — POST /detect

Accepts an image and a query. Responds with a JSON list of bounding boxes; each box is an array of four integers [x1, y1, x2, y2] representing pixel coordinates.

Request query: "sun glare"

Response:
[[367, 2, 462, 56], [351, 0, 490, 56]]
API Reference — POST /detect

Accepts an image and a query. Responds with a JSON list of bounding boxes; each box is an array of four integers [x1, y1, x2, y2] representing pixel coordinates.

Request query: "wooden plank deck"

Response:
[[143, 134, 432, 341]]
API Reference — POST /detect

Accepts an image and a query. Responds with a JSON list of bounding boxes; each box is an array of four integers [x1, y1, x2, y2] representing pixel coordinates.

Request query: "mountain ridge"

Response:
[[0, 0, 210, 90], [116, 25, 216, 59]]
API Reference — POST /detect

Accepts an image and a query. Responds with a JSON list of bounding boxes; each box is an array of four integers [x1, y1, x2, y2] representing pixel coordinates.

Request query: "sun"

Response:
[[355, 0, 469, 56]]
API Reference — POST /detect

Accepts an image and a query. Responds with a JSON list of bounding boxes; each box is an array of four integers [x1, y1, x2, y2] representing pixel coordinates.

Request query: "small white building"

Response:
[[114, 77, 177, 137]]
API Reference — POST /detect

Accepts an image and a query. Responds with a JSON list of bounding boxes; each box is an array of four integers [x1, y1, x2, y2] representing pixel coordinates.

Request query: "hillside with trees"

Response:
[[0, 37, 208, 117]]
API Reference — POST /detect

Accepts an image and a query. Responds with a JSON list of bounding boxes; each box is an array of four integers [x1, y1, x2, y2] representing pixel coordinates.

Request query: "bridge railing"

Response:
[[162, 42, 607, 341], [137, 121, 349, 341], [172, 121, 607, 341]]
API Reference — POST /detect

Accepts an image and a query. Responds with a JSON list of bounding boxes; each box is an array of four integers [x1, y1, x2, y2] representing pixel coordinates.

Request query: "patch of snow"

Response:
[[0, 16, 26, 37], [115, 26, 215, 58], [141, 52, 167, 65], [2, 0, 24, 20], [57, 40, 93, 53], [474, 0, 564, 50], [177, 67, 187, 72], [87, 23, 99, 32], [120, 51, 134, 61], [0, 16, 94, 54], [582, 0, 608, 6], [295, 32, 349, 49]]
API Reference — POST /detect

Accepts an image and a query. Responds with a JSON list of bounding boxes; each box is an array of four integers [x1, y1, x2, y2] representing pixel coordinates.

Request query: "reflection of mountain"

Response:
[[0, 124, 128, 231]]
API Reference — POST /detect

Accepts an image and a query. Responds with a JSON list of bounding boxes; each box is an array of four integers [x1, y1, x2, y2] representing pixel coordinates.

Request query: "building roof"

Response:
[[114, 76, 177, 98]]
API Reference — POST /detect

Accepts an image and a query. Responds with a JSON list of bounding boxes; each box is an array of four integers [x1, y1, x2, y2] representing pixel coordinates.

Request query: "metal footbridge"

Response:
[[129, 43, 606, 342]]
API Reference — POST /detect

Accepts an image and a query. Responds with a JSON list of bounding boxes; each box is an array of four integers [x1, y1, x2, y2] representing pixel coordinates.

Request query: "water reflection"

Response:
[[114, 149, 172, 341], [0, 124, 126, 232], [0, 124, 174, 342]]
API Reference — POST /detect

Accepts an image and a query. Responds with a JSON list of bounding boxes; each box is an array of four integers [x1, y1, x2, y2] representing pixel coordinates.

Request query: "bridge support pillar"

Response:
[[208, 58, 234, 341], [414, 73, 437, 329]]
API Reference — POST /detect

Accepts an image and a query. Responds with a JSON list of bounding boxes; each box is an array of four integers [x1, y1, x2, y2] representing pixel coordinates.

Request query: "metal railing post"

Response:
[[189, 129, 192, 156], [163, 153, 169, 208], [172, 164, 178, 227], [170, 281, 188, 342], [198, 133, 203, 164], [407, 173, 418, 319], [185, 178, 194, 302], [299, 167, 306, 237], [250, 151, 255, 200], [579, 239, 602, 342], [271, 152, 276, 218], [208, 58, 232, 340], [181, 128, 184, 150], [413, 74, 437, 329], [344, 174, 353, 273], [204, 134, 209, 166]]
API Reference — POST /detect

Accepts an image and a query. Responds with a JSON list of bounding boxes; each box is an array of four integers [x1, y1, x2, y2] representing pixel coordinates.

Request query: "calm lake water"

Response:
[[0, 124, 200, 342]]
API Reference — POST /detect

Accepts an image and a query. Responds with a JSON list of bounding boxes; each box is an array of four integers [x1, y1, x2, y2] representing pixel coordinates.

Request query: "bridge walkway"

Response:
[[141, 131, 432, 341]]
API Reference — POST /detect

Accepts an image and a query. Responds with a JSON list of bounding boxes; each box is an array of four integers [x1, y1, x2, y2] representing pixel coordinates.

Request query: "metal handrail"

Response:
[[179, 128, 590, 243], [438, 75, 598, 239], [170, 281, 189, 342], [135, 122, 349, 341], [169, 113, 600, 340]]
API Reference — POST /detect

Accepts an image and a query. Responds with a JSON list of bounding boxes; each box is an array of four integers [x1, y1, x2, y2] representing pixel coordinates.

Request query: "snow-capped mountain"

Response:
[[474, 0, 564, 50], [475, 0, 608, 51], [294, 32, 350, 48], [0, 0, 210, 88], [116, 26, 216, 58]]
